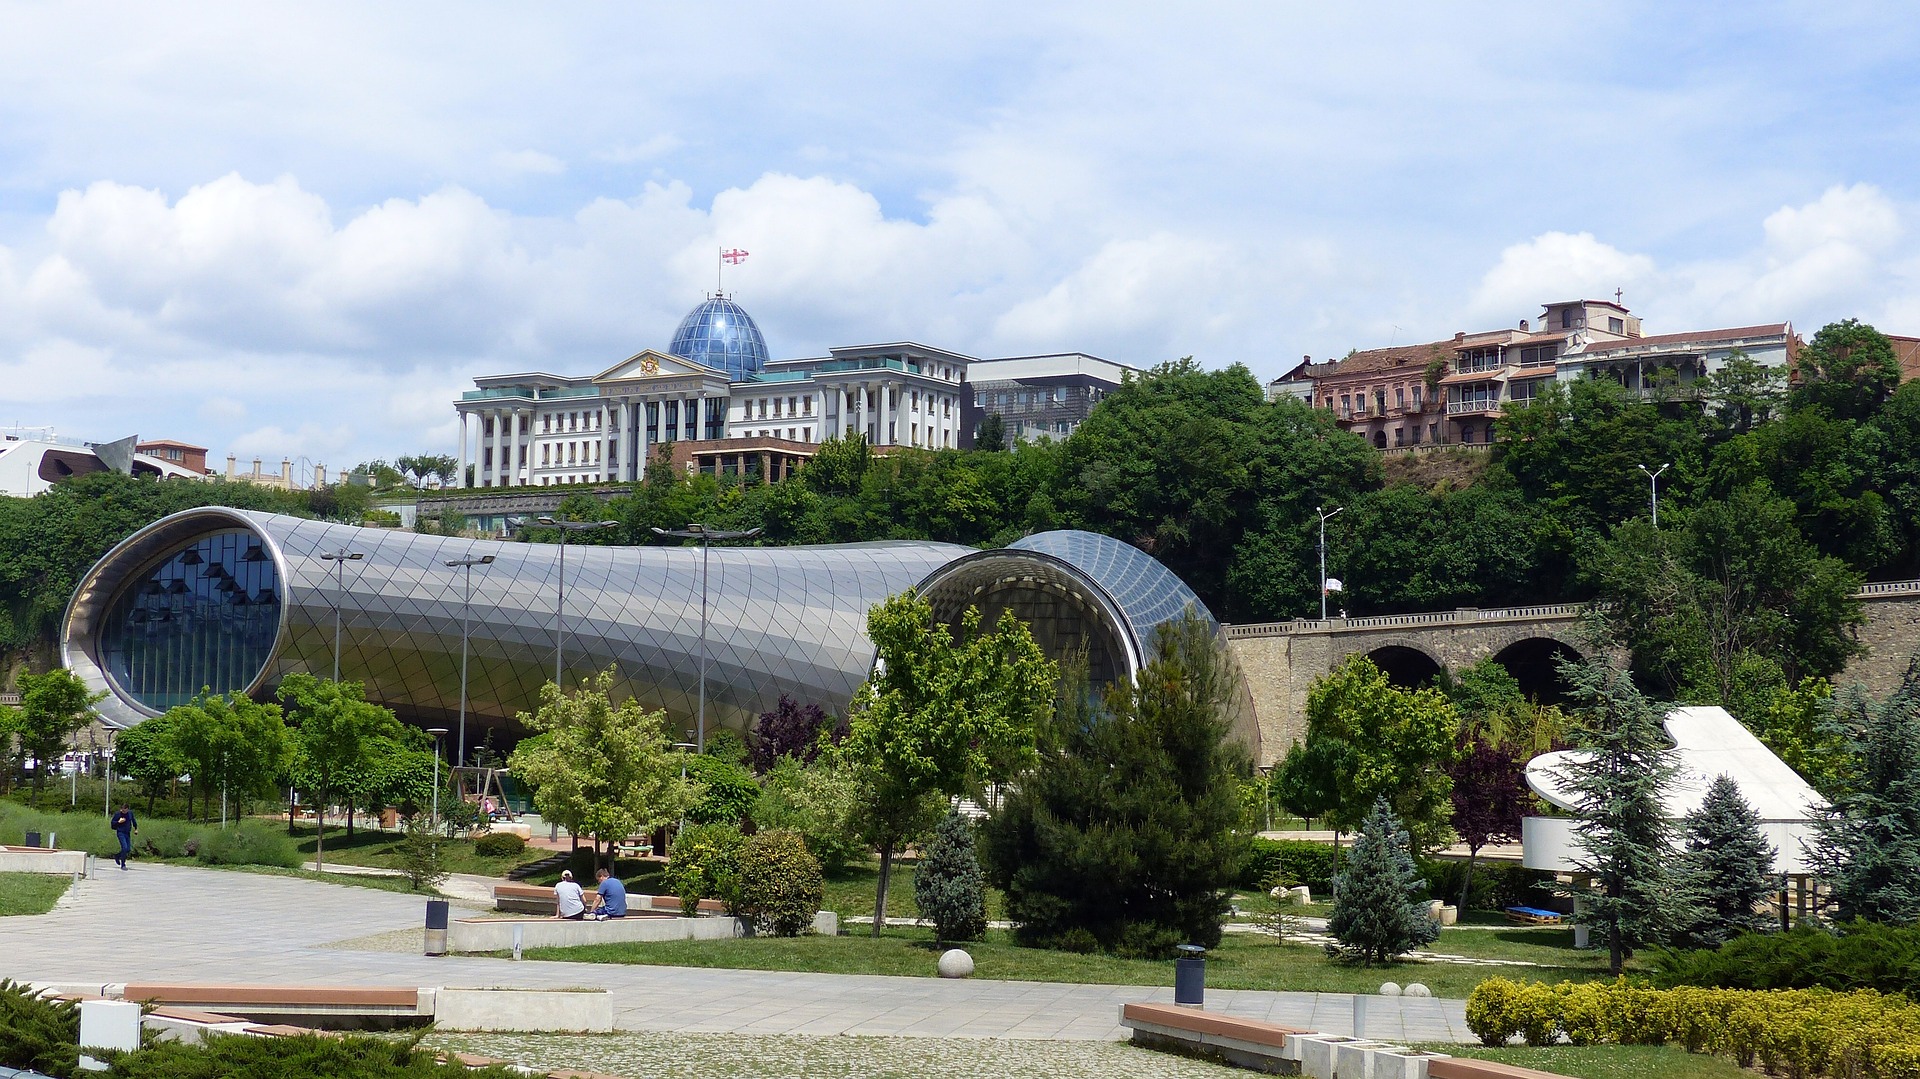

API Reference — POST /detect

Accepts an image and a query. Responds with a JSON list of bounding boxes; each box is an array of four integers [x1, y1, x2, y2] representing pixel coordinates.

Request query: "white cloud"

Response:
[[1466, 232, 1660, 326], [493, 149, 567, 175], [594, 135, 682, 163]]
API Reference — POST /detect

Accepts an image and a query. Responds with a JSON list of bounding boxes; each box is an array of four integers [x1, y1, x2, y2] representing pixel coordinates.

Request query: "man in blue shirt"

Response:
[[593, 867, 627, 918], [110, 806, 136, 870]]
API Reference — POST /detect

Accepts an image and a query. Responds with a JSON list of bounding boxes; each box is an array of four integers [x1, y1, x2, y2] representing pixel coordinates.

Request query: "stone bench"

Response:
[[1428, 1060, 1579, 1079], [1120, 1002, 1450, 1079], [492, 882, 728, 917], [120, 983, 429, 1026]]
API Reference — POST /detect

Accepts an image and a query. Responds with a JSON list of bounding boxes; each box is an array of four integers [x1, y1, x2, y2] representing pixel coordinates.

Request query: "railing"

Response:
[[1224, 583, 1920, 639], [0, 692, 18, 706], [1446, 399, 1500, 415]]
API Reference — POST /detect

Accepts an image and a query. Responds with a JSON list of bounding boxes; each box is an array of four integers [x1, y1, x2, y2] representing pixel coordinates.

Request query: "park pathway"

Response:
[[0, 863, 1473, 1043]]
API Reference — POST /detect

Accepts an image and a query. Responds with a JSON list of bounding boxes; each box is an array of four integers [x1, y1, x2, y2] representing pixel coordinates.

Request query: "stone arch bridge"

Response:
[[1225, 580, 1920, 767]]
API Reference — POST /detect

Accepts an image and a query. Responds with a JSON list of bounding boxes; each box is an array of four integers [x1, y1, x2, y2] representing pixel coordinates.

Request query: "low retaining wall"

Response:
[[0, 845, 90, 875], [448, 909, 839, 952], [435, 988, 614, 1033]]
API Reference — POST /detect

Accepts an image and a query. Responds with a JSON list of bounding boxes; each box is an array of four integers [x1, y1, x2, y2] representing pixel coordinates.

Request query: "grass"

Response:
[[1418, 924, 1623, 971], [820, 859, 1007, 922], [0, 871, 71, 916], [289, 823, 552, 878], [518, 925, 1614, 998], [1428, 1044, 1753, 1079]]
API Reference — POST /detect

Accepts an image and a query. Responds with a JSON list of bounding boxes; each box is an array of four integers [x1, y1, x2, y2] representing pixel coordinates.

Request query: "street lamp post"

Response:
[[651, 524, 761, 753], [532, 517, 619, 688], [1637, 463, 1671, 527], [427, 727, 449, 833], [1317, 505, 1343, 621], [320, 548, 365, 681], [444, 555, 495, 770]]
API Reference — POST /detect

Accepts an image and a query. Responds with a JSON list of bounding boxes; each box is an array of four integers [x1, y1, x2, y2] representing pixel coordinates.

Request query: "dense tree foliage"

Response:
[[1812, 660, 1920, 925], [981, 618, 1252, 958], [1676, 774, 1777, 948]]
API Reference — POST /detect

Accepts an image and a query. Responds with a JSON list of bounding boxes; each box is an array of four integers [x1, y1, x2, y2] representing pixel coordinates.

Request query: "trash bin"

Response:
[[23, 831, 40, 848], [1174, 944, 1206, 1007], [425, 899, 450, 956]]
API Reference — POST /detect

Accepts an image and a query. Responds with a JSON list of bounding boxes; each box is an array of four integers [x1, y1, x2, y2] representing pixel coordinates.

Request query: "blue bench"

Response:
[[1505, 906, 1564, 925]]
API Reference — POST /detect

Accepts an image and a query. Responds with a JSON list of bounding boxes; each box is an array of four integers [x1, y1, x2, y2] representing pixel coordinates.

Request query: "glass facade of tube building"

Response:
[[62, 507, 1256, 757]]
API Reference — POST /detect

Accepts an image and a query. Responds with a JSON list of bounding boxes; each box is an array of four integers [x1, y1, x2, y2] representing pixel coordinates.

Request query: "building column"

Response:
[[855, 383, 868, 442], [598, 401, 610, 480], [486, 409, 500, 486], [457, 411, 470, 488], [882, 384, 896, 446], [634, 398, 650, 480], [507, 409, 522, 486]]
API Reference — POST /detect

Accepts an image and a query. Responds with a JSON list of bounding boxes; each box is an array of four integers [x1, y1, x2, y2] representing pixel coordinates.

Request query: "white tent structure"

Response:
[[1523, 705, 1827, 877]]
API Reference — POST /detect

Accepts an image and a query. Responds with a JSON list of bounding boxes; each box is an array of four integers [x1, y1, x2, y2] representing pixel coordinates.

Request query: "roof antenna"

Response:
[[1389, 324, 1402, 347]]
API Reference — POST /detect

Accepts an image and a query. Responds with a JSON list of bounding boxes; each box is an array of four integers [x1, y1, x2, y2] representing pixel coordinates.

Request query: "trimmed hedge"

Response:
[[1650, 922, 1920, 994], [472, 831, 527, 858], [1467, 976, 1920, 1078], [1240, 838, 1338, 891]]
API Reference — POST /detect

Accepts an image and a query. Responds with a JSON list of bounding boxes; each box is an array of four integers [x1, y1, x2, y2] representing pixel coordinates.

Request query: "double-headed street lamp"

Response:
[[533, 516, 619, 687], [444, 554, 495, 769], [1637, 463, 1671, 527], [650, 523, 761, 754], [1317, 505, 1343, 621], [319, 548, 364, 680]]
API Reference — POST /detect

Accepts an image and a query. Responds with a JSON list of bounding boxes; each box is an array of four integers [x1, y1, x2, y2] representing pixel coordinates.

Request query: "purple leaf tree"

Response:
[[750, 694, 839, 773], [1447, 735, 1529, 910]]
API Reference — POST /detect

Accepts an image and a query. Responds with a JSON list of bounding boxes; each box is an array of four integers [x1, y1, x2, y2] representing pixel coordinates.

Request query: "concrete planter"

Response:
[[0, 846, 89, 875], [433, 988, 613, 1033]]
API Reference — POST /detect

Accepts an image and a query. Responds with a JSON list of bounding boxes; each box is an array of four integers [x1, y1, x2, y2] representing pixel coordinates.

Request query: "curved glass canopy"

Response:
[[667, 296, 771, 380], [96, 529, 280, 712]]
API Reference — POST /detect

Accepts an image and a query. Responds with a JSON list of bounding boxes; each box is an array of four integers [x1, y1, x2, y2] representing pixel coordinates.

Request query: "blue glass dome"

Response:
[[667, 296, 770, 380]]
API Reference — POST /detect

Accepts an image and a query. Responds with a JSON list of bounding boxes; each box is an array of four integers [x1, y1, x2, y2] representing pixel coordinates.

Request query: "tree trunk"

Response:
[[287, 788, 296, 836], [147, 785, 158, 815], [346, 803, 355, 839], [872, 841, 894, 938], [315, 792, 327, 873], [1458, 847, 1480, 912]]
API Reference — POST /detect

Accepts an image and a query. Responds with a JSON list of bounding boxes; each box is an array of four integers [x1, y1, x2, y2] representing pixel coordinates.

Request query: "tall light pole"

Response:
[[427, 727, 448, 833], [444, 554, 495, 770], [1637, 463, 1670, 527], [320, 548, 364, 681], [1317, 505, 1343, 621], [651, 523, 761, 753], [532, 516, 620, 688]]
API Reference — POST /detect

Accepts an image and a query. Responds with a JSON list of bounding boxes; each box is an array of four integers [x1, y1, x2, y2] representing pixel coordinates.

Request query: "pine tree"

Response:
[[1555, 656, 1680, 975], [981, 615, 1251, 958], [1327, 797, 1440, 965], [1678, 774, 1776, 946], [914, 810, 988, 943], [1812, 658, 1920, 924]]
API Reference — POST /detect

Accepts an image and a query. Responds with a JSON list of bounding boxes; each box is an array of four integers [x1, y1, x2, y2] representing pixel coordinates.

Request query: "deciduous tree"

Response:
[[14, 669, 103, 806], [279, 674, 404, 871], [844, 592, 1055, 933]]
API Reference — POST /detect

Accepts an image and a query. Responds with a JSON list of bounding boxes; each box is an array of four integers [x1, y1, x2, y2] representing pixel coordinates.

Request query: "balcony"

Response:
[[1446, 399, 1502, 416]]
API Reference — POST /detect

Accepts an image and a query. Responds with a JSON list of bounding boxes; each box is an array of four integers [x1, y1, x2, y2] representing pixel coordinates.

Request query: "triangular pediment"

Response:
[[594, 349, 722, 383]]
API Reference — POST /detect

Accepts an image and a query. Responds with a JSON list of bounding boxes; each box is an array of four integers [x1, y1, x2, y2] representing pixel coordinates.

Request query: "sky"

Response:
[[2, 2, 1919, 473]]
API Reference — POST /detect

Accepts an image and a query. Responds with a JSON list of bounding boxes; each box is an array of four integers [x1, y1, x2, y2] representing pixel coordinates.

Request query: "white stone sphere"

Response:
[[938, 948, 975, 978], [1405, 982, 1432, 998], [1378, 981, 1402, 996]]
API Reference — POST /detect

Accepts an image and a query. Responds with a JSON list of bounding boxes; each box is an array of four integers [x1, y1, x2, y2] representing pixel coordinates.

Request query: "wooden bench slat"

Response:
[[1429, 1058, 1580, 1079], [1120, 1002, 1311, 1049], [122, 985, 420, 1008]]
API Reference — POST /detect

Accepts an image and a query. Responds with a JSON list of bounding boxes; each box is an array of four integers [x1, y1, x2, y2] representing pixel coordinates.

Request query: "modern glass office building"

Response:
[[62, 508, 1256, 756]]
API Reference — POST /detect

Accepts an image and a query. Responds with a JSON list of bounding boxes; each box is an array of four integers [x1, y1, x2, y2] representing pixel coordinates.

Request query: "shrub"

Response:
[[751, 757, 867, 875], [1649, 921, 1920, 994], [684, 755, 760, 826], [663, 823, 746, 916], [913, 811, 987, 943], [737, 829, 825, 937], [1465, 976, 1920, 1077], [1240, 837, 1338, 891], [397, 816, 447, 891], [192, 823, 301, 869], [0, 978, 79, 1077], [1419, 858, 1556, 913], [473, 831, 527, 858]]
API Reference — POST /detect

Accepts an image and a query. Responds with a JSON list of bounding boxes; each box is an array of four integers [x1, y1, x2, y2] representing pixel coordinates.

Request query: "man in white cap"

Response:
[[554, 869, 587, 920]]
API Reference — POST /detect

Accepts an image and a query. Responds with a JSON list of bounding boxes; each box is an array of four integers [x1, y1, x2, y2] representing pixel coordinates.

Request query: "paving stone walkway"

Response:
[[0, 862, 1474, 1043]]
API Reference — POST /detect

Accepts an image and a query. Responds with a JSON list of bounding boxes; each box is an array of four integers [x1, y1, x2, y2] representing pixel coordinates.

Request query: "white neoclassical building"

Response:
[[454, 296, 1128, 488]]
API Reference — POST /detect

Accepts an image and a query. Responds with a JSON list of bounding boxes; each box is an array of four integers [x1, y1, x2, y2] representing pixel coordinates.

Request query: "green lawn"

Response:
[[1429, 1044, 1752, 1079], [519, 925, 1611, 998], [289, 823, 552, 878], [1418, 924, 1622, 972], [0, 872, 70, 916], [820, 859, 1006, 922]]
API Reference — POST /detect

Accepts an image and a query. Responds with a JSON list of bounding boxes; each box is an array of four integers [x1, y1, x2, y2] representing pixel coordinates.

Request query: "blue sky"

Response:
[[1, 2, 1917, 471]]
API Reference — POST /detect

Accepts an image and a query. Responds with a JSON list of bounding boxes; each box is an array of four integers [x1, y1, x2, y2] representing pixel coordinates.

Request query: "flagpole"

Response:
[[716, 246, 723, 295]]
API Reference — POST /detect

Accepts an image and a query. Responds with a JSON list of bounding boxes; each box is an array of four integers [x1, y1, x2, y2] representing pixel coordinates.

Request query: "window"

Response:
[[1412, 385, 1423, 409], [1373, 389, 1387, 414], [1339, 394, 1352, 417], [1394, 427, 1404, 446], [1325, 395, 1335, 410], [1410, 425, 1421, 445], [974, 393, 984, 407], [543, 415, 552, 433], [1560, 309, 1573, 329], [1608, 317, 1625, 334], [1461, 423, 1475, 442], [1395, 386, 1406, 409]]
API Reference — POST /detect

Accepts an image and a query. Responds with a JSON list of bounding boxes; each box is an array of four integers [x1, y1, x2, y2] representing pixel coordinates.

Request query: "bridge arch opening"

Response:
[[1366, 644, 1444, 689], [1492, 637, 1582, 705]]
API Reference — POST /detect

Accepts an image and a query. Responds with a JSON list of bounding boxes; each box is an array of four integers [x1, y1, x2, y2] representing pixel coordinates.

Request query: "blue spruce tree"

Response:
[[1328, 797, 1440, 965]]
